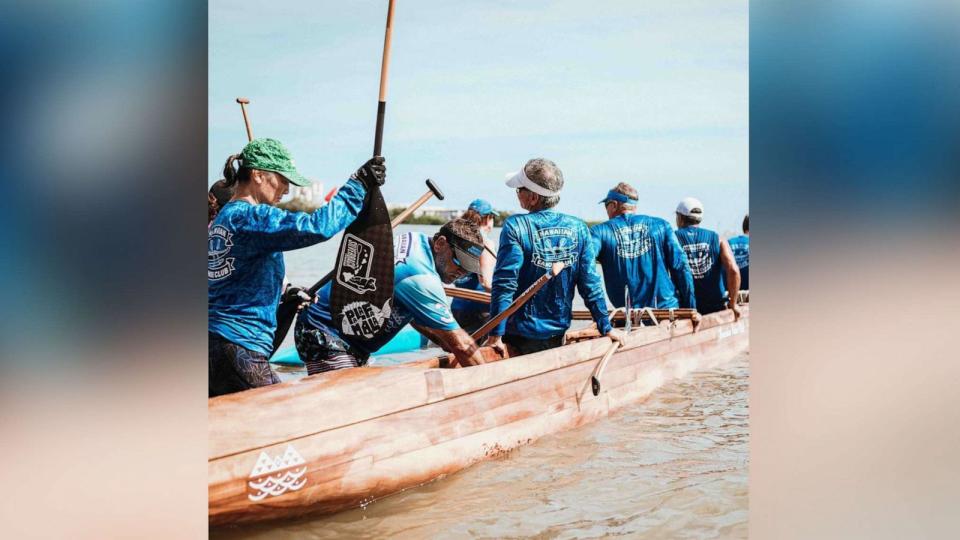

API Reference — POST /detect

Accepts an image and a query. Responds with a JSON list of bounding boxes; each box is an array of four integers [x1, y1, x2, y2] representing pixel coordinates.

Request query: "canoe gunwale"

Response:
[[209, 308, 743, 461]]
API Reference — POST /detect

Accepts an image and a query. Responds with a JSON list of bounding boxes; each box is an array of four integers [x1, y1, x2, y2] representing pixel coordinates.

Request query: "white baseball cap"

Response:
[[676, 197, 704, 218]]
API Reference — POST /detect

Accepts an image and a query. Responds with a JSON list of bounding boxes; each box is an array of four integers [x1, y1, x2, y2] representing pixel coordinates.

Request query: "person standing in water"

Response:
[[208, 138, 386, 397]]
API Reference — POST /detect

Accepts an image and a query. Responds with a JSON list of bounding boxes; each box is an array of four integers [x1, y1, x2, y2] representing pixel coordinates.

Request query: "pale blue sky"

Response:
[[210, 0, 747, 232]]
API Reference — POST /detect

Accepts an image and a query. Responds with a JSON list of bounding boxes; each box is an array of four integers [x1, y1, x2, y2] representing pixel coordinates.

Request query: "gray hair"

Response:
[[523, 158, 563, 209]]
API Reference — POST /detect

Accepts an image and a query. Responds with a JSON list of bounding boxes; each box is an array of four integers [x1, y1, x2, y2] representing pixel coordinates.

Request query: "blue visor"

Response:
[[599, 190, 638, 205], [468, 199, 496, 216]]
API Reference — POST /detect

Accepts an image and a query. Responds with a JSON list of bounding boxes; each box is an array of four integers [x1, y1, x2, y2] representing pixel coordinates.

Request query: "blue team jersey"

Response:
[[490, 210, 611, 339], [728, 234, 749, 290], [590, 214, 696, 309], [208, 179, 366, 355], [300, 232, 458, 355], [675, 226, 727, 314]]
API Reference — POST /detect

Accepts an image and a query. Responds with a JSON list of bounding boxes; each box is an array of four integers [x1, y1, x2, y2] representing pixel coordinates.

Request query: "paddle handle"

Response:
[[390, 179, 445, 225], [373, 0, 396, 156], [471, 262, 565, 342], [236, 97, 253, 142]]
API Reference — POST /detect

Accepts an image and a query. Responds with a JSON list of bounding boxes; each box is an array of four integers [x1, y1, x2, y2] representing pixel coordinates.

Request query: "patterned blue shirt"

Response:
[[591, 214, 696, 309], [490, 210, 611, 338], [208, 179, 366, 354], [728, 234, 749, 290], [675, 225, 727, 313]]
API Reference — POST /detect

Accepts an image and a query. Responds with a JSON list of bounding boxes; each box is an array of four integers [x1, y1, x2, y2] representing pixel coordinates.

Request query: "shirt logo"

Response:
[[247, 444, 307, 502], [732, 245, 749, 269], [336, 234, 377, 294], [614, 223, 652, 259], [682, 242, 714, 278], [208, 225, 235, 281], [532, 226, 579, 269]]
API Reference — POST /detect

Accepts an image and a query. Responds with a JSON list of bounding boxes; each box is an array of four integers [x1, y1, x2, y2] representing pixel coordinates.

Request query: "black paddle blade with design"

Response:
[[329, 184, 394, 346]]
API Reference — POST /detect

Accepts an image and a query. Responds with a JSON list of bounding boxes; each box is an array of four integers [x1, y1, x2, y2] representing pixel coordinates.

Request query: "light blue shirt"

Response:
[[301, 232, 458, 355]]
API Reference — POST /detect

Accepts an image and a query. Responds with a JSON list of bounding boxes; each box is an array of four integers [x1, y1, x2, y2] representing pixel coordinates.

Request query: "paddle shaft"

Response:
[[236, 98, 253, 142], [271, 0, 400, 357], [373, 0, 396, 156], [470, 262, 564, 342]]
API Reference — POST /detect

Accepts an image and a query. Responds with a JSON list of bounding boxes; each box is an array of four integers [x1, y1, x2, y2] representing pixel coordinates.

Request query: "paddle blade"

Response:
[[591, 376, 601, 396], [330, 185, 395, 347]]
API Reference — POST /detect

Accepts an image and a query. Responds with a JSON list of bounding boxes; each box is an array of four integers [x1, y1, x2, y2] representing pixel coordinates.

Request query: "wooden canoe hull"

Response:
[[208, 307, 748, 526]]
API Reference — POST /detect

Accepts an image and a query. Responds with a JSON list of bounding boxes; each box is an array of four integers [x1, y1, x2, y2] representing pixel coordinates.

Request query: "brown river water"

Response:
[[212, 352, 749, 539]]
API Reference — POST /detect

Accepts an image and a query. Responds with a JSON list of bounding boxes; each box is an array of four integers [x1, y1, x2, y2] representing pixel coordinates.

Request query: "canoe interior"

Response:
[[209, 306, 749, 526]]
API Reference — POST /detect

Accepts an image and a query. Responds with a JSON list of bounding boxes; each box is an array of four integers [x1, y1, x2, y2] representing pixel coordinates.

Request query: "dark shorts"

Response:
[[451, 309, 490, 335], [503, 333, 565, 356], [294, 319, 369, 376], [209, 332, 279, 397]]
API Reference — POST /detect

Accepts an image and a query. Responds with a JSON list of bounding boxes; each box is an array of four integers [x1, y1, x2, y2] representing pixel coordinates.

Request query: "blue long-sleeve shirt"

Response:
[[675, 225, 727, 314], [728, 234, 749, 290], [591, 213, 696, 309], [208, 179, 366, 354], [490, 210, 612, 339]]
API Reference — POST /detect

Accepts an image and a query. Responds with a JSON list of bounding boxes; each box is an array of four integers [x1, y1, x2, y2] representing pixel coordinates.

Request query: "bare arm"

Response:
[[412, 323, 485, 368], [478, 238, 496, 291], [719, 239, 742, 319]]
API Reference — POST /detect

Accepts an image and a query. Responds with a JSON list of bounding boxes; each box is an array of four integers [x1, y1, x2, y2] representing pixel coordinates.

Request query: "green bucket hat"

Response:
[[240, 138, 311, 187]]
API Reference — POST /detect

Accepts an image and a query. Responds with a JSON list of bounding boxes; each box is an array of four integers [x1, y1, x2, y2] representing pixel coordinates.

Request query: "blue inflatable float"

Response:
[[270, 325, 429, 366]]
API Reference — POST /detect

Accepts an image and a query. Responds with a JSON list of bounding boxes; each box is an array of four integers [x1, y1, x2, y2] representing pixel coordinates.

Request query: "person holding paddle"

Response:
[[208, 138, 386, 397], [295, 218, 488, 373], [450, 199, 498, 333], [484, 158, 625, 356], [591, 182, 697, 314]]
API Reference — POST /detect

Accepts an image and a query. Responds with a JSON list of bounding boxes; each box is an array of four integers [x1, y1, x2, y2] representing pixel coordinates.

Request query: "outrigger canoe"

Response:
[[209, 306, 749, 526]]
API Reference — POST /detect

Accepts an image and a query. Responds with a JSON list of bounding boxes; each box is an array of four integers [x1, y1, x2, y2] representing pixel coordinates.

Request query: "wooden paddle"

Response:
[[470, 261, 565, 342], [269, 179, 444, 356], [328, 0, 399, 347], [236, 97, 254, 141], [442, 262, 565, 369]]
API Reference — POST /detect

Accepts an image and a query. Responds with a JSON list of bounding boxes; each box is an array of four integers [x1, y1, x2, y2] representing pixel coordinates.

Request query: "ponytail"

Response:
[[222, 153, 250, 187]]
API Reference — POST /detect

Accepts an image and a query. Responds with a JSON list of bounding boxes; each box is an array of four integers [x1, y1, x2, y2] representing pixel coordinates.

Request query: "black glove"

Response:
[[350, 156, 386, 190], [282, 285, 314, 312]]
